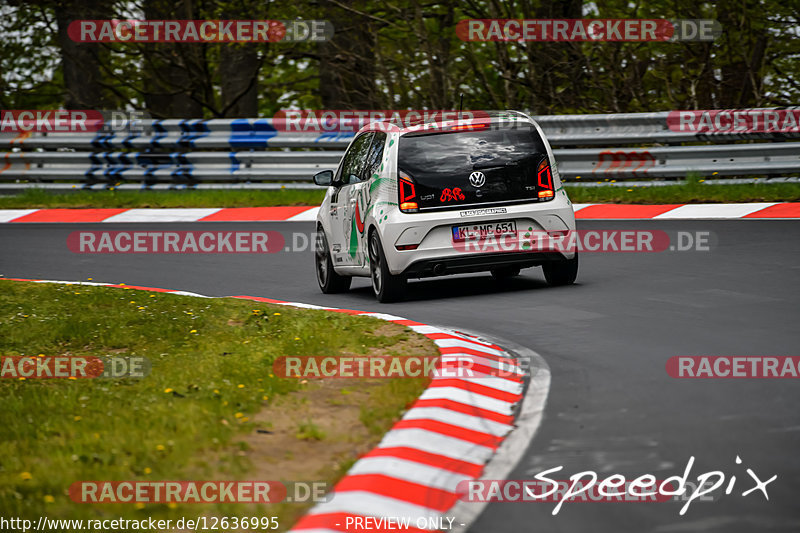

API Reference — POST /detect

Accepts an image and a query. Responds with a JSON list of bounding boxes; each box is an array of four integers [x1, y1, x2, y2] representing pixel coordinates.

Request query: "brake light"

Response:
[[450, 123, 489, 131], [537, 159, 554, 199], [395, 244, 419, 251], [398, 171, 419, 212]]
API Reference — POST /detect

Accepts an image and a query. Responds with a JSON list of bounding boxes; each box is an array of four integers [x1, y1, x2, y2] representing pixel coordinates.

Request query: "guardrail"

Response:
[[1, 110, 799, 186]]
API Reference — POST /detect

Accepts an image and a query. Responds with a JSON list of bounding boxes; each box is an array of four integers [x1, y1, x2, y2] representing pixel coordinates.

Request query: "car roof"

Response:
[[359, 110, 534, 135]]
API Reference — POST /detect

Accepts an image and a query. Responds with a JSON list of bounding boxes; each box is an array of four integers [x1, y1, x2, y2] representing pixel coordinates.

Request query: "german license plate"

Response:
[[452, 220, 517, 242]]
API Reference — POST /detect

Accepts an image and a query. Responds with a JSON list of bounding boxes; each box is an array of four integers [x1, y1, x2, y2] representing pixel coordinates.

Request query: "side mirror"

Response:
[[313, 169, 334, 186]]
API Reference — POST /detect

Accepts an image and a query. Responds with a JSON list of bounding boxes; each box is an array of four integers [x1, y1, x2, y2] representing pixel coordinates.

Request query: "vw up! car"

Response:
[[312, 111, 578, 302]]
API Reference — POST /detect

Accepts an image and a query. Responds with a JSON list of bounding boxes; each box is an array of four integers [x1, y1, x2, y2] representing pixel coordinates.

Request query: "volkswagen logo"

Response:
[[469, 171, 486, 188]]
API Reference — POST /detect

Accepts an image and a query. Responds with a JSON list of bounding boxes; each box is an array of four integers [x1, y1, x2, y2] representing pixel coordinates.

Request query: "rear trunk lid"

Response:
[[397, 124, 554, 211]]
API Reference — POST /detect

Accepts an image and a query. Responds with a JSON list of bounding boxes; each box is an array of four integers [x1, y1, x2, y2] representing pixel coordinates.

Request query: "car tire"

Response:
[[542, 252, 579, 286], [315, 227, 352, 293], [368, 230, 406, 303], [491, 266, 521, 280]]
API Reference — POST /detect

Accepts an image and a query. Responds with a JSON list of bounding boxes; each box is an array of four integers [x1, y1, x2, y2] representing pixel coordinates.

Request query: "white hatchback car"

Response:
[[312, 111, 578, 302]]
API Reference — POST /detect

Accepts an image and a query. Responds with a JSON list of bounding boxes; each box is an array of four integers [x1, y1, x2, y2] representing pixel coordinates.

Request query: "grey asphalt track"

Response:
[[1, 220, 798, 532]]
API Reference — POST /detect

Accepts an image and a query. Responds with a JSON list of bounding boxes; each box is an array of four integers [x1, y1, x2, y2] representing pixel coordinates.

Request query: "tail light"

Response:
[[537, 158, 554, 199], [450, 123, 489, 131], [398, 170, 419, 212]]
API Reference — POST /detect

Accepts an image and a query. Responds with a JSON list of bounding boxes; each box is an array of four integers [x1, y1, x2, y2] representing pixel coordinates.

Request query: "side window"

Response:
[[364, 132, 387, 180], [337, 133, 373, 185]]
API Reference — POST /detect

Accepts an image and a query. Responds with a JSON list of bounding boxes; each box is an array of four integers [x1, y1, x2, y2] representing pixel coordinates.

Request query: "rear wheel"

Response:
[[368, 231, 406, 303], [315, 228, 351, 293], [491, 266, 521, 280], [542, 253, 579, 286]]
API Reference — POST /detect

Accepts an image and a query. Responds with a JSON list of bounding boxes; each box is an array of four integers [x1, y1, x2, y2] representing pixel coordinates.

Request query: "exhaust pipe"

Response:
[[433, 263, 446, 276]]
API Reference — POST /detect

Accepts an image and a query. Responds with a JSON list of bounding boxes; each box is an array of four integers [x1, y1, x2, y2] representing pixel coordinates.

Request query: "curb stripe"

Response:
[[1, 202, 798, 223], [9, 208, 127, 223], [391, 419, 502, 448], [0, 209, 37, 222], [361, 447, 484, 476], [347, 457, 474, 491], [437, 345, 508, 359], [440, 361, 524, 382], [653, 202, 777, 219], [295, 493, 443, 523], [424, 332, 502, 350], [574, 203, 683, 219], [440, 353, 523, 376], [332, 475, 458, 511], [452, 375, 525, 393], [376, 428, 497, 464], [102, 207, 223, 222], [391, 407, 513, 437], [199, 206, 313, 221], [409, 399, 514, 425], [427, 379, 520, 403], [744, 202, 800, 218], [432, 338, 505, 355], [417, 387, 516, 416]]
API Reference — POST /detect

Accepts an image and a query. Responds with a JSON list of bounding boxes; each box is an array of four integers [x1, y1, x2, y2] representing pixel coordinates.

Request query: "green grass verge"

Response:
[[0, 281, 431, 530], [1, 180, 799, 209]]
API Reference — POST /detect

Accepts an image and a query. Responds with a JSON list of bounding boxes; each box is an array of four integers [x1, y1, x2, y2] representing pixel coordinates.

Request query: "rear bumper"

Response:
[[378, 194, 576, 275], [402, 251, 567, 278]]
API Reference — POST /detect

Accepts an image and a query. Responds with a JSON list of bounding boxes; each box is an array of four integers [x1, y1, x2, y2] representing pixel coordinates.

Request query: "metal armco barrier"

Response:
[[2, 110, 799, 185]]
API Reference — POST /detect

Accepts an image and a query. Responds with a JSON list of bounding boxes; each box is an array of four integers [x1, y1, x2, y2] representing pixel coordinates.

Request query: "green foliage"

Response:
[[1, 1, 798, 114]]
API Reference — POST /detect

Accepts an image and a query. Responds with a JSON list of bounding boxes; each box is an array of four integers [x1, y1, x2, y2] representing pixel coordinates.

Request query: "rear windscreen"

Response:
[[398, 125, 550, 210]]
